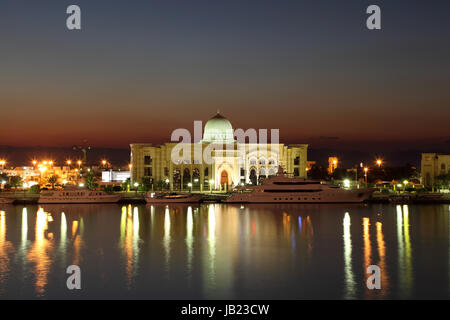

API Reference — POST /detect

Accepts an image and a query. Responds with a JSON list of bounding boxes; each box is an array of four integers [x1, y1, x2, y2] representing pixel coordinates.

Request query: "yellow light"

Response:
[[0, 160, 6, 166], [43, 161, 48, 165], [32, 160, 37, 165], [49, 161, 53, 166], [39, 166, 47, 173], [77, 160, 82, 165], [67, 160, 72, 165], [333, 160, 337, 165], [129, 164, 132, 169], [403, 180, 409, 185], [102, 160, 107, 165], [364, 167, 368, 173]]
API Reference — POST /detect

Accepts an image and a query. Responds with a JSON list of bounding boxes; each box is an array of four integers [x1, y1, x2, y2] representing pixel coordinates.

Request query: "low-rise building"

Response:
[[421, 153, 450, 187]]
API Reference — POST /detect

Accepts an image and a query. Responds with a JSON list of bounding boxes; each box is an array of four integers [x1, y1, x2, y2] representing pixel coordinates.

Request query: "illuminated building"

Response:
[[421, 153, 450, 187], [130, 112, 308, 191], [328, 157, 338, 175]]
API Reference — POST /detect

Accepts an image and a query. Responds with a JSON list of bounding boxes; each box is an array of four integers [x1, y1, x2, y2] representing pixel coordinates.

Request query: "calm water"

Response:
[[0, 203, 449, 299]]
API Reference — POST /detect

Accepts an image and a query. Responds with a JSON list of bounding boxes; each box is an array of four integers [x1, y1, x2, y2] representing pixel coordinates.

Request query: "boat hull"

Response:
[[145, 194, 203, 204], [224, 189, 374, 203], [0, 198, 15, 204], [38, 195, 121, 204]]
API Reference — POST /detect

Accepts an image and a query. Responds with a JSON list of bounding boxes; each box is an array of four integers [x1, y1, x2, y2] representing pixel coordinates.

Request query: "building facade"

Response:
[[130, 113, 308, 191], [421, 153, 450, 187]]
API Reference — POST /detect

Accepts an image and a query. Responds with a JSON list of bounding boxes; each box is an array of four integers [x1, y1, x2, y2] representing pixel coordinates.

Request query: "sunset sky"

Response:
[[0, 0, 449, 150]]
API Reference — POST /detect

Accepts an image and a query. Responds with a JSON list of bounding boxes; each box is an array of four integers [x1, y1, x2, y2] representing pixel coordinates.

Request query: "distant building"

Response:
[[306, 161, 316, 171], [130, 112, 308, 191], [102, 170, 130, 183], [2, 166, 78, 187], [328, 157, 338, 175], [421, 153, 450, 187]]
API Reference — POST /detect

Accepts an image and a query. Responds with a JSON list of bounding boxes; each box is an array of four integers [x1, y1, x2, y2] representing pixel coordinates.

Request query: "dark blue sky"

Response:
[[0, 0, 449, 151]]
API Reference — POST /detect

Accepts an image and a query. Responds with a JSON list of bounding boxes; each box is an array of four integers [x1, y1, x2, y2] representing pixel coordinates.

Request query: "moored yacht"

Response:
[[0, 197, 14, 204], [38, 188, 121, 204], [225, 168, 374, 203], [145, 192, 203, 204]]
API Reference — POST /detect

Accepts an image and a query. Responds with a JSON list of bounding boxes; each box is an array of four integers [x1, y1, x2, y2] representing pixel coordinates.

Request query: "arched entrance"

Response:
[[220, 170, 229, 191], [249, 168, 257, 185]]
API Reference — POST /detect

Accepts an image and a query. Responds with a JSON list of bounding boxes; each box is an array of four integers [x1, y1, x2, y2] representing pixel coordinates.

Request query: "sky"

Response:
[[0, 0, 449, 152]]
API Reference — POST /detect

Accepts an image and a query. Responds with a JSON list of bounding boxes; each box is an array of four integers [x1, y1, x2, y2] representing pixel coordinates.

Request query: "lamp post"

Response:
[[0, 160, 6, 171], [376, 159, 382, 167], [364, 167, 368, 186]]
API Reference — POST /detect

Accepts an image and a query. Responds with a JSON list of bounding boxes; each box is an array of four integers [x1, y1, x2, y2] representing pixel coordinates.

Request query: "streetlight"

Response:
[[364, 167, 368, 185], [165, 178, 170, 190], [0, 160, 6, 170], [67, 160, 72, 166], [376, 159, 382, 167], [77, 160, 82, 169]]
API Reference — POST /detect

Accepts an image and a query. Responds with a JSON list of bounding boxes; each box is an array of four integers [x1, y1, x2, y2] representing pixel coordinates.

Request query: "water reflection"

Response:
[[27, 208, 53, 297], [343, 212, 355, 299], [0, 204, 448, 299], [396, 205, 413, 298], [204, 204, 216, 296], [120, 205, 140, 288], [376, 221, 389, 297], [0, 210, 13, 293], [363, 217, 372, 298], [163, 206, 171, 276], [186, 206, 194, 280]]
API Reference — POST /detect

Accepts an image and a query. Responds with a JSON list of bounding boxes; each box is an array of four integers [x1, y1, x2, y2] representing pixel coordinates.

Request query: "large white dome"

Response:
[[202, 112, 235, 143]]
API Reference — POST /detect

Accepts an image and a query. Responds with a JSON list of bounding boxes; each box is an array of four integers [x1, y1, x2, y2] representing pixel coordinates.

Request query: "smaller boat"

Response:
[[145, 192, 203, 204], [0, 197, 14, 204], [39, 188, 121, 204]]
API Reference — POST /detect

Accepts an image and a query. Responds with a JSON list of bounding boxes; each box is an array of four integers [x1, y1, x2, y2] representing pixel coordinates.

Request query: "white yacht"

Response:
[[225, 168, 374, 203], [38, 188, 121, 204]]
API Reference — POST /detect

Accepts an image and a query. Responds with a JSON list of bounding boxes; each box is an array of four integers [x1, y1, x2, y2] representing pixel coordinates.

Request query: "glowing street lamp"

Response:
[[376, 159, 383, 167], [77, 160, 82, 168], [364, 167, 368, 185], [67, 160, 72, 166], [0, 160, 6, 170]]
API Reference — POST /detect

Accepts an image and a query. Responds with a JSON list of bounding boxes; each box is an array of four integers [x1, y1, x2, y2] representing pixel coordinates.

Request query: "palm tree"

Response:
[[47, 175, 58, 189], [10, 176, 23, 191]]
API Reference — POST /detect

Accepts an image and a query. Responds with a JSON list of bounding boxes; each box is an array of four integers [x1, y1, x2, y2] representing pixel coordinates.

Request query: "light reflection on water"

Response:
[[0, 203, 448, 299]]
